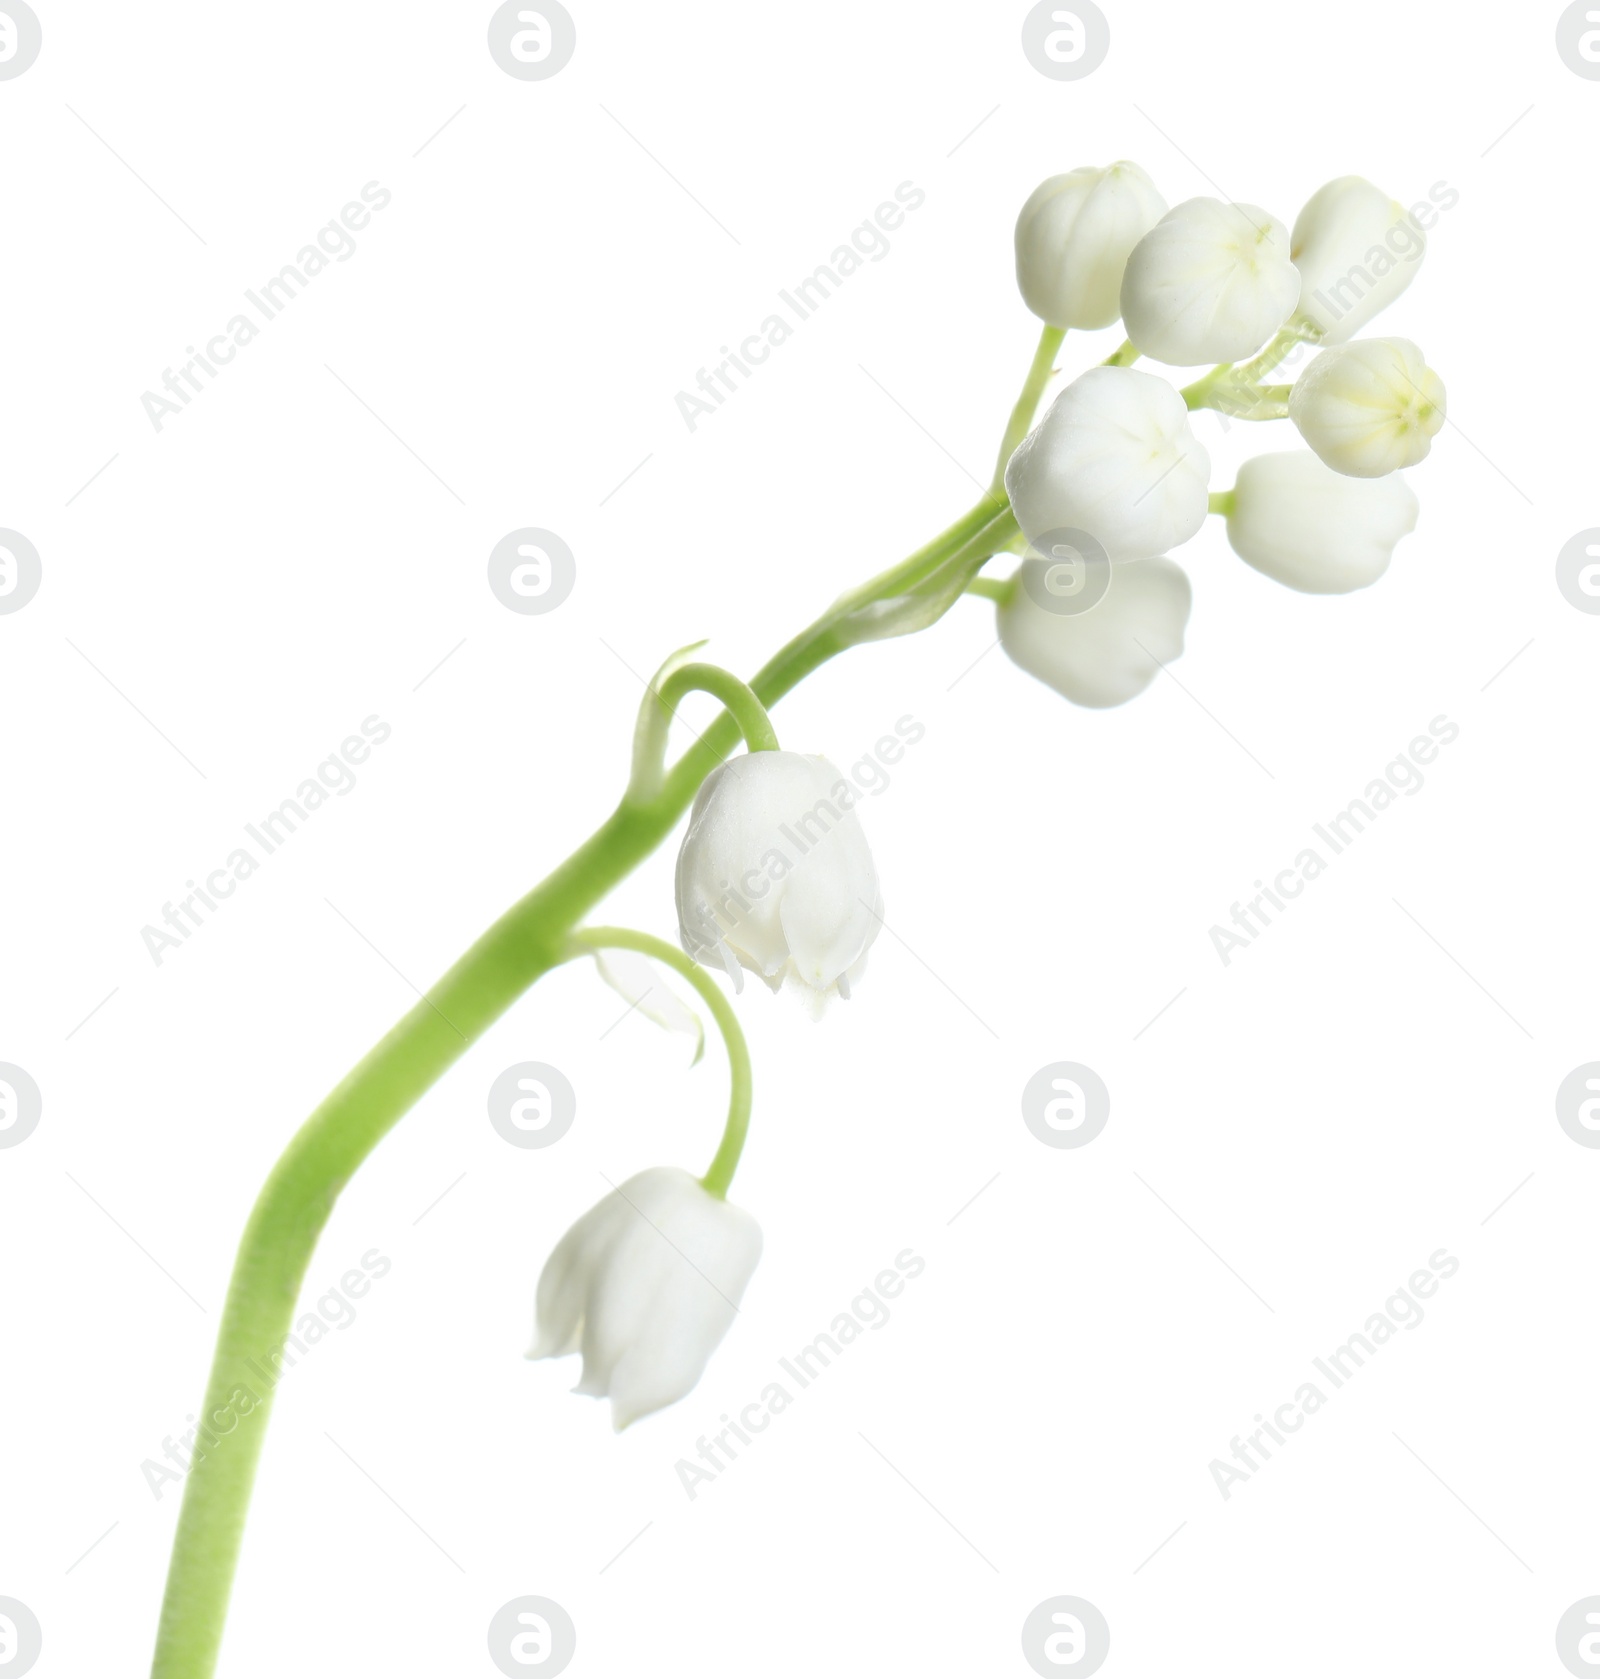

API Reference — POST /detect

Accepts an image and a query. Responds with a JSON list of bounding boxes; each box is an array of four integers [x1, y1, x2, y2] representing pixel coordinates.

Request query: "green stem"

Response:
[[1101, 338, 1140, 367], [1181, 323, 1309, 411], [569, 928, 752, 1196], [991, 322, 1064, 491], [150, 304, 1050, 1676], [629, 661, 780, 801], [658, 665, 778, 754], [148, 487, 1010, 1679], [1181, 363, 1232, 411], [1208, 489, 1236, 517], [1184, 378, 1290, 420], [965, 574, 1015, 605]]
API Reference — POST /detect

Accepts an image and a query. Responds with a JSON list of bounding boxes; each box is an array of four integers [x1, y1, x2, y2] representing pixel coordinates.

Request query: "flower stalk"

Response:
[[149, 153, 1443, 1671], [992, 322, 1065, 491]]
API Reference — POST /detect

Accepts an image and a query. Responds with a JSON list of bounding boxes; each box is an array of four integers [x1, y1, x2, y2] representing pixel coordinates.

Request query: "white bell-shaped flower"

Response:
[[530, 1167, 762, 1430], [998, 555, 1191, 708], [1014, 161, 1168, 330], [1119, 198, 1300, 366], [1226, 450, 1419, 594], [1290, 177, 1425, 344], [1288, 337, 1445, 478], [1004, 366, 1211, 563], [676, 750, 881, 1000]]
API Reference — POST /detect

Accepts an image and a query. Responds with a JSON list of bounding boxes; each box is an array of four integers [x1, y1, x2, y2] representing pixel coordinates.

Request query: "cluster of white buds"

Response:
[[1003, 162, 1445, 702]]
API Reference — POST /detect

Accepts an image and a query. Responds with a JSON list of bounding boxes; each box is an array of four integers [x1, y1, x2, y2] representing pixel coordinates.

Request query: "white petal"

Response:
[[528, 1185, 636, 1359], [602, 1183, 762, 1429], [594, 950, 705, 1064]]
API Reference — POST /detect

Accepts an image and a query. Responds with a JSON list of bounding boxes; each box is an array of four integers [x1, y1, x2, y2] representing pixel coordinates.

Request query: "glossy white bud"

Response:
[[1119, 198, 1300, 365], [676, 750, 881, 1001], [997, 555, 1192, 708], [1290, 177, 1426, 344], [1288, 337, 1445, 478], [1014, 162, 1168, 330], [1226, 450, 1419, 594], [530, 1167, 761, 1430], [1004, 366, 1210, 563]]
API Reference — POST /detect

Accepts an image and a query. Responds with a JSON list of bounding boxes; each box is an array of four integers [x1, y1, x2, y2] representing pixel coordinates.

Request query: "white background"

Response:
[[3, 2, 1598, 1675]]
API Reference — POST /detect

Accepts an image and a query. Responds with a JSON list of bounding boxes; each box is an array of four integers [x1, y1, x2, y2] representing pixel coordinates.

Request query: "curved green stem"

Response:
[[991, 322, 1064, 491], [569, 927, 751, 1197], [148, 484, 1012, 1679], [1101, 338, 1140, 367], [659, 665, 778, 755], [629, 661, 779, 803], [149, 313, 1048, 1677]]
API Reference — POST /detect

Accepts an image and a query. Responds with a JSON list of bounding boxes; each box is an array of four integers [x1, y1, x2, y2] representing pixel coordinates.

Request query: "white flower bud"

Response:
[[1004, 367, 1210, 563], [676, 750, 881, 1000], [1290, 177, 1426, 344], [1119, 198, 1300, 365], [1226, 450, 1419, 594], [530, 1167, 761, 1430], [1014, 162, 1168, 330], [997, 555, 1191, 708], [1288, 337, 1445, 478]]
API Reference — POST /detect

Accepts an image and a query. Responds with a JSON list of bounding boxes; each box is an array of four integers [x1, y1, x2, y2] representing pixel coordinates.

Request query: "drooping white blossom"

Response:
[[1225, 450, 1419, 594], [530, 1168, 762, 1429], [676, 751, 881, 1001]]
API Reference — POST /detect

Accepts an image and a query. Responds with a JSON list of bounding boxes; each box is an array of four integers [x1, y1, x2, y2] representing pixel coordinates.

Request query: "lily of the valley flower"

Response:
[[1288, 337, 1445, 478], [1014, 161, 1168, 329], [1290, 176, 1425, 343], [676, 750, 881, 1001], [1004, 366, 1211, 562], [530, 1167, 762, 1429], [1225, 450, 1420, 594], [1119, 198, 1301, 366], [997, 555, 1192, 708]]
